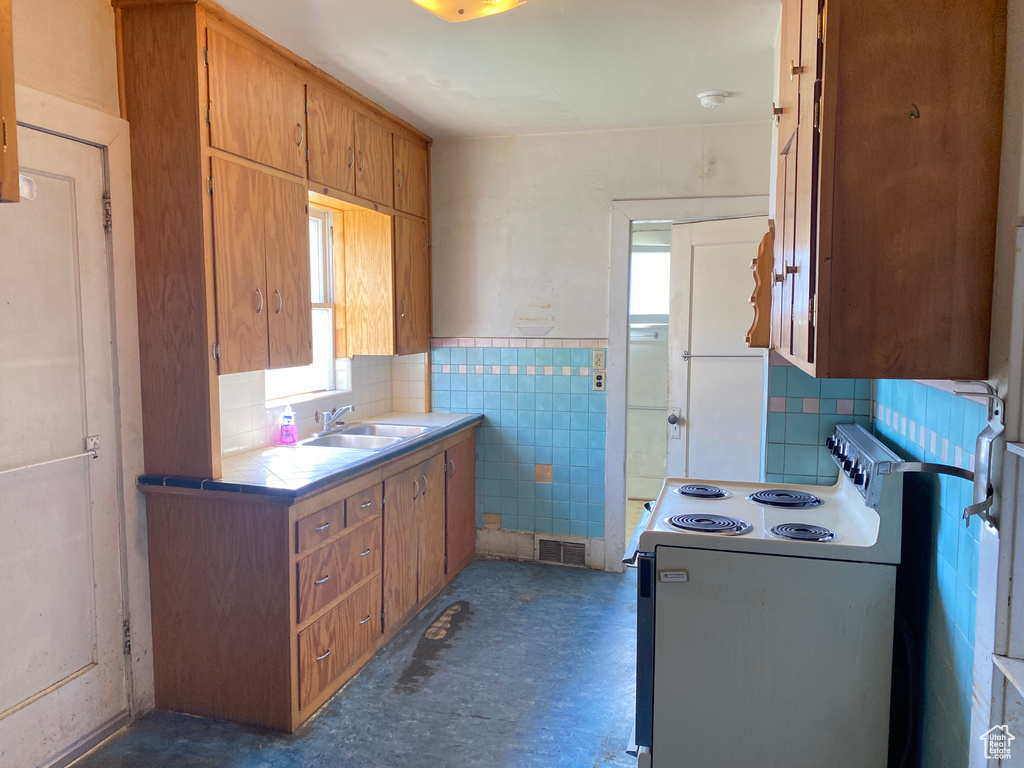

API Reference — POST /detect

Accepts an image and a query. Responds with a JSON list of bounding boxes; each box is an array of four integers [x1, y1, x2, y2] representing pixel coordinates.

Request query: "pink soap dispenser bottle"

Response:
[[278, 405, 298, 445]]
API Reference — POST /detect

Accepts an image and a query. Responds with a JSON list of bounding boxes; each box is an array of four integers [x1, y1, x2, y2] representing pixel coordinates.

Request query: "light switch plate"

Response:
[[592, 349, 607, 369]]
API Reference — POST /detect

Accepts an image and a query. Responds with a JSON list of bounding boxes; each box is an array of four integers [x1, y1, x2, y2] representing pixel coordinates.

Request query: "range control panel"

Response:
[[827, 423, 901, 509]]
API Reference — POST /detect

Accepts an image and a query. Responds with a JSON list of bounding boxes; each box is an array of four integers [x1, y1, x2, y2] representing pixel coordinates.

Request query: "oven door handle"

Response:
[[623, 501, 655, 566]]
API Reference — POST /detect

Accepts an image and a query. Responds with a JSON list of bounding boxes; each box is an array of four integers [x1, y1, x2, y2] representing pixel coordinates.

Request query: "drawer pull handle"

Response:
[[314, 522, 331, 532], [359, 615, 371, 625], [360, 501, 373, 508], [359, 548, 371, 557], [315, 575, 331, 585], [316, 649, 331, 661]]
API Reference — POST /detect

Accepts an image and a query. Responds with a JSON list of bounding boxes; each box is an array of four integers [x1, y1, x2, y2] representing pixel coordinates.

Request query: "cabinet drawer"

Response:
[[346, 484, 381, 528], [296, 500, 346, 554], [298, 573, 381, 710], [297, 518, 381, 624]]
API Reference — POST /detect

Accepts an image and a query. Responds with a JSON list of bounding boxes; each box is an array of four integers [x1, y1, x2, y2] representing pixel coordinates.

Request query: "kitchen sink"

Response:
[[303, 434, 402, 450], [341, 424, 431, 438]]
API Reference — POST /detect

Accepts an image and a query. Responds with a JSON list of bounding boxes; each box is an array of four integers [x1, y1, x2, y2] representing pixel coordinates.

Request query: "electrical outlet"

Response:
[[592, 369, 606, 391], [592, 349, 607, 369]]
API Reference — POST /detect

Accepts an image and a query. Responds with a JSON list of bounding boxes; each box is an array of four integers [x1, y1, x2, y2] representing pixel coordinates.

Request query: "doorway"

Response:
[[0, 126, 130, 766], [608, 197, 769, 569]]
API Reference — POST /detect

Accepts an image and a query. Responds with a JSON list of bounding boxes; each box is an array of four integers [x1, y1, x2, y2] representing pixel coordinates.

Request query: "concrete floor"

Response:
[[76, 559, 638, 768]]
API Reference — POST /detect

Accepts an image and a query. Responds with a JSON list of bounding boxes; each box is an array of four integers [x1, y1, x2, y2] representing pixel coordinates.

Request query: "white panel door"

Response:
[[667, 218, 767, 481], [0, 128, 128, 766]]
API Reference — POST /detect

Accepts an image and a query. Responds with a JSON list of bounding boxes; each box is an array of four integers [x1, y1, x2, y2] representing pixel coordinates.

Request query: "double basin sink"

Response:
[[302, 423, 430, 451]]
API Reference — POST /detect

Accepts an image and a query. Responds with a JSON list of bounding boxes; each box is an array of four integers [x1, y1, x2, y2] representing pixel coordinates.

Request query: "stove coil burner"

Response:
[[674, 484, 732, 500], [769, 523, 840, 543], [747, 489, 824, 509], [667, 513, 753, 536]]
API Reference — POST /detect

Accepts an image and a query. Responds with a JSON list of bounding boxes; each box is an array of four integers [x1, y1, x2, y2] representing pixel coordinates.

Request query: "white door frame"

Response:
[[13, 86, 153, 752], [604, 196, 769, 573]]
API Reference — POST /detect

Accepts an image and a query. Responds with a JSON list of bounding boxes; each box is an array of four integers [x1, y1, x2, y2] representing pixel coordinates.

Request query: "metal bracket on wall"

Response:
[[954, 381, 1004, 530]]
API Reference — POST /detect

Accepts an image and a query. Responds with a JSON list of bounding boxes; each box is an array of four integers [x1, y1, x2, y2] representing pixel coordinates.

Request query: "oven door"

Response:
[[633, 553, 655, 751]]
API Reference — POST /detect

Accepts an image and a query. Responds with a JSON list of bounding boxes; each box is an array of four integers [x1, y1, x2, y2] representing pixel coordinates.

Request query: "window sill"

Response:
[[266, 389, 352, 410]]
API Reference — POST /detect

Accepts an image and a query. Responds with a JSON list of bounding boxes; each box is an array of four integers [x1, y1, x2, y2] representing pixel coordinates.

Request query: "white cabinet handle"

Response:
[[397, 169, 404, 189], [314, 522, 330, 532], [295, 122, 304, 147], [449, 459, 455, 479], [401, 299, 407, 318], [358, 150, 365, 172], [359, 549, 371, 557], [314, 574, 330, 585], [413, 478, 419, 499], [255, 288, 264, 315], [348, 146, 355, 169], [316, 649, 331, 661], [275, 289, 282, 315], [359, 615, 371, 625], [360, 501, 372, 509], [421, 474, 428, 494]]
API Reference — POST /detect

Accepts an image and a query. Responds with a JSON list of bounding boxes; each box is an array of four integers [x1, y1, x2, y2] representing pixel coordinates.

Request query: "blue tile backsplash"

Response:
[[873, 380, 987, 768], [431, 341, 607, 539]]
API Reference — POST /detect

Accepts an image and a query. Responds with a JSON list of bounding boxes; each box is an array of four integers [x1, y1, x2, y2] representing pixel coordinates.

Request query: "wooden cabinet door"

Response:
[[393, 136, 428, 218], [394, 216, 430, 355], [343, 209, 395, 356], [354, 113, 393, 207], [416, 453, 446, 600], [306, 85, 356, 195], [207, 25, 306, 177], [0, 0, 17, 203], [211, 157, 269, 374], [444, 435, 476, 574], [264, 173, 312, 369], [383, 465, 419, 632], [776, 0, 801, 150]]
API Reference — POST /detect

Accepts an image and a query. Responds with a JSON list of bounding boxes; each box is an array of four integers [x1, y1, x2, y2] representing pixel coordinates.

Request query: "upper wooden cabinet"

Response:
[[394, 215, 431, 355], [207, 22, 306, 177], [0, 0, 18, 203], [771, 0, 1005, 379], [115, 0, 432, 478], [393, 136, 429, 218], [354, 113, 393, 207], [306, 85, 356, 196], [211, 157, 312, 375]]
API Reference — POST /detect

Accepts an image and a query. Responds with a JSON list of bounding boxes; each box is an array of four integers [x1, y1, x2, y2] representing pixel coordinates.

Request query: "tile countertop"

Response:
[[137, 412, 483, 500]]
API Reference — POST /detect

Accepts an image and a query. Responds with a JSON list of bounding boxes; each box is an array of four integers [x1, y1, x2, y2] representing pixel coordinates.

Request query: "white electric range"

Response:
[[626, 423, 906, 768]]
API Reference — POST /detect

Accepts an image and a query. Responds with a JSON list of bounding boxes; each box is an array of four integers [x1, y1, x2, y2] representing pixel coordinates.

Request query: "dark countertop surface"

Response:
[[137, 412, 483, 500]]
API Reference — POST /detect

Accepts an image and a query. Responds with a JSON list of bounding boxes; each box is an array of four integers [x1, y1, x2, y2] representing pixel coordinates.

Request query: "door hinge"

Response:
[[813, 100, 820, 131], [208, 176, 214, 195], [305, 148, 309, 163], [809, 294, 817, 327], [817, 9, 823, 40], [305, 202, 309, 214], [102, 192, 112, 233], [203, 47, 209, 67], [205, 105, 211, 125], [213, 341, 221, 360], [123, 620, 131, 655], [304, 99, 308, 116]]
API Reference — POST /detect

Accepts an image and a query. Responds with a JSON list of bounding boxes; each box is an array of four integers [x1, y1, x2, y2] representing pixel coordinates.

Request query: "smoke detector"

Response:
[[697, 91, 730, 109]]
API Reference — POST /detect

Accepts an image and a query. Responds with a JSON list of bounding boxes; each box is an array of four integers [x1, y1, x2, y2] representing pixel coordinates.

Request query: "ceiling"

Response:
[[216, 0, 780, 139]]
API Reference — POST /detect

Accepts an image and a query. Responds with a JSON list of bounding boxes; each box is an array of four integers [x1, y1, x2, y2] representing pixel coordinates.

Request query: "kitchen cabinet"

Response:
[[343, 211, 432, 357], [383, 452, 445, 632], [207, 21, 306, 177], [771, 0, 1005, 379], [354, 113, 393, 208], [142, 425, 478, 731], [444, 434, 476, 574], [210, 157, 312, 374], [115, 0, 432, 478], [394, 215, 431, 355], [306, 84, 356, 196], [393, 135, 429, 218], [0, 0, 17, 203]]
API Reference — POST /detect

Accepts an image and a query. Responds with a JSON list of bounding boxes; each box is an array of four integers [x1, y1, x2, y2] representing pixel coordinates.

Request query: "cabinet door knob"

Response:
[[314, 521, 330, 532], [348, 146, 355, 169], [295, 122, 304, 147], [397, 168, 404, 189], [772, 272, 785, 285], [421, 474, 428, 494], [413, 478, 420, 499], [772, 103, 784, 126], [401, 298, 407, 319], [314, 574, 330, 585], [359, 615, 371, 625], [275, 289, 283, 315], [360, 500, 373, 509], [785, 265, 799, 275], [316, 649, 331, 661], [790, 62, 805, 80], [359, 548, 372, 557], [255, 288, 264, 315], [449, 459, 455, 479], [358, 150, 365, 172]]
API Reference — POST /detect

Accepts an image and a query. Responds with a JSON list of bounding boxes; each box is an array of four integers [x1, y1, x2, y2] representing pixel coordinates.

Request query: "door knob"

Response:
[[667, 413, 679, 425]]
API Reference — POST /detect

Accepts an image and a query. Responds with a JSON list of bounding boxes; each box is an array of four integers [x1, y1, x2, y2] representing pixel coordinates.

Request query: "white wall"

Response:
[[431, 122, 773, 339]]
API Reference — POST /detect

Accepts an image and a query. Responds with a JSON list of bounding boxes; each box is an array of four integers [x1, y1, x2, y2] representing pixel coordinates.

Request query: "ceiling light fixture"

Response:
[[411, 0, 526, 23], [697, 91, 730, 109]]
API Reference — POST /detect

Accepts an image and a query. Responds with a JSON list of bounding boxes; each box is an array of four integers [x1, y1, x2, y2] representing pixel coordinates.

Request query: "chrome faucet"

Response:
[[318, 405, 355, 434]]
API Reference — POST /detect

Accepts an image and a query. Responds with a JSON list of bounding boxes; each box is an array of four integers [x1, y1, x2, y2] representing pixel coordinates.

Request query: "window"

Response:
[[629, 249, 670, 316], [265, 208, 339, 401]]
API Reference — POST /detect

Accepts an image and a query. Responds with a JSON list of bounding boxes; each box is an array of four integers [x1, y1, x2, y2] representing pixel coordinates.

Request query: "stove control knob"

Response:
[[854, 471, 867, 486], [826, 436, 836, 451], [842, 459, 854, 473]]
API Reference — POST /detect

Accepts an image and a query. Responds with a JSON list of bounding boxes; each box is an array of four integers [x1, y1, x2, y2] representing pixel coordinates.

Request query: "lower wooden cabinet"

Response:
[[143, 426, 477, 731]]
